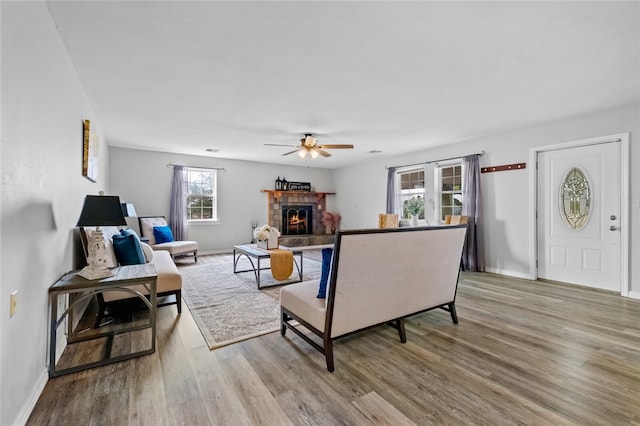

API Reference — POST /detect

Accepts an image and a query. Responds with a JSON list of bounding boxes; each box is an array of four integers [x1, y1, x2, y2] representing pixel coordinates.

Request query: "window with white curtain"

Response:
[[186, 168, 217, 221]]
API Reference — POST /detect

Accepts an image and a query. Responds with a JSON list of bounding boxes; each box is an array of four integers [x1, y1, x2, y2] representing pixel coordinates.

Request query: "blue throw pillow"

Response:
[[317, 248, 333, 299], [112, 230, 145, 265], [153, 225, 174, 243]]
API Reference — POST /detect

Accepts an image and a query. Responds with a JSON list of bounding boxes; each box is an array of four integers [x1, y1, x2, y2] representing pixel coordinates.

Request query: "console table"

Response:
[[48, 264, 157, 377]]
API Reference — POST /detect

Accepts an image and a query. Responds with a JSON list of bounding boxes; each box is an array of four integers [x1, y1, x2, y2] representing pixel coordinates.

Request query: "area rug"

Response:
[[178, 254, 322, 349]]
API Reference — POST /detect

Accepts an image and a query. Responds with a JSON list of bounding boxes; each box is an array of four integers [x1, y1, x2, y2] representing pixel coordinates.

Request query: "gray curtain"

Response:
[[386, 167, 396, 214], [462, 155, 484, 272], [169, 165, 187, 241]]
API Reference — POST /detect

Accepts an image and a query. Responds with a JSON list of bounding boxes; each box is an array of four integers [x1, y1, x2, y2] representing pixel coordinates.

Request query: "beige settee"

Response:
[[280, 225, 467, 371], [80, 226, 182, 326]]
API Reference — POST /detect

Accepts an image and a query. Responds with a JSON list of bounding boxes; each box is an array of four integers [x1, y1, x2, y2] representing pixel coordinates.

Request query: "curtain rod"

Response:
[[167, 163, 226, 172], [385, 150, 485, 170]]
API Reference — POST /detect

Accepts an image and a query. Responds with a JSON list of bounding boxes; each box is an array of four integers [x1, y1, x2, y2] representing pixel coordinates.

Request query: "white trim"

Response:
[[484, 267, 532, 280], [13, 369, 48, 426], [628, 291, 640, 300], [529, 133, 630, 296]]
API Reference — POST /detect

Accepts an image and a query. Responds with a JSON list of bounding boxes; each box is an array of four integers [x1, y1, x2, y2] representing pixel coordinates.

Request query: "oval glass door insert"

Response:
[[559, 167, 591, 230]]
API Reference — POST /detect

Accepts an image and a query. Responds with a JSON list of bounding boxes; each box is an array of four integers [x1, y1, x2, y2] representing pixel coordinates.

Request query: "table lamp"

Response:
[[76, 194, 127, 279]]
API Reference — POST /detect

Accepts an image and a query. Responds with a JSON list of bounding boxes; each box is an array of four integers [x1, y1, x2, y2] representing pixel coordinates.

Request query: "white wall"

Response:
[[109, 147, 335, 252], [333, 103, 640, 293], [0, 3, 110, 425]]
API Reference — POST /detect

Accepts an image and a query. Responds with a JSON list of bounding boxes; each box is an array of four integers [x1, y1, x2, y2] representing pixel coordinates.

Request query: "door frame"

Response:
[[528, 133, 630, 296]]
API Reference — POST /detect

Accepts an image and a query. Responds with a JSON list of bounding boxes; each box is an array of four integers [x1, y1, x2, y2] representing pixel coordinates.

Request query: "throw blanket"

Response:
[[269, 249, 294, 281]]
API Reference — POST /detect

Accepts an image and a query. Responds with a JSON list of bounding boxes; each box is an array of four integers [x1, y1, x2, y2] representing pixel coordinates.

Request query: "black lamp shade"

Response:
[[76, 195, 127, 227]]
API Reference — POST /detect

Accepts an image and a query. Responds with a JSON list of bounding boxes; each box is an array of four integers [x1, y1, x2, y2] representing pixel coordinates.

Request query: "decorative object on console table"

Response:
[[404, 196, 424, 227], [76, 193, 127, 279], [82, 119, 99, 182]]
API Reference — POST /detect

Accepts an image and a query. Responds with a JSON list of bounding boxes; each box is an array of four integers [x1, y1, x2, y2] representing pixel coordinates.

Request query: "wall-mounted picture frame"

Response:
[[82, 119, 99, 182]]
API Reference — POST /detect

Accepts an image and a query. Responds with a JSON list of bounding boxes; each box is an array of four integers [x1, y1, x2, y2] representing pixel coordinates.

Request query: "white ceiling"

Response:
[[46, 1, 640, 169]]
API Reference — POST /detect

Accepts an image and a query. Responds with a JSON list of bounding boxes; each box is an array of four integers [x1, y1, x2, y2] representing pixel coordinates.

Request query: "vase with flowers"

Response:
[[404, 196, 424, 227], [253, 224, 280, 249]]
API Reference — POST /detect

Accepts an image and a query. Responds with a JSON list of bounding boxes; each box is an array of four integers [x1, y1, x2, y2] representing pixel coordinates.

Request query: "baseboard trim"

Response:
[[628, 291, 640, 300], [13, 369, 48, 426], [484, 267, 532, 280]]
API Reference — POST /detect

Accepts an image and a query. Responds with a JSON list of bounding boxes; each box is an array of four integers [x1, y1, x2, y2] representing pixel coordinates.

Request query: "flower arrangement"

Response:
[[253, 224, 279, 242], [403, 196, 424, 219], [321, 211, 341, 234]]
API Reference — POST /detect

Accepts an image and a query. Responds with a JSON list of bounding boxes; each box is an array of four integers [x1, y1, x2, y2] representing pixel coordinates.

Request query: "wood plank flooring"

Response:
[[28, 254, 640, 425]]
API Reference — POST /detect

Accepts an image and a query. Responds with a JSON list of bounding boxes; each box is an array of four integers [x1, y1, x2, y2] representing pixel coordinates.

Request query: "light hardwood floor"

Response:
[[29, 254, 640, 425]]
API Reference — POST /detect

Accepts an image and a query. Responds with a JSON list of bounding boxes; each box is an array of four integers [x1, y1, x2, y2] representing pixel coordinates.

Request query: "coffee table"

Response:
[[233, 244, 303, 289]]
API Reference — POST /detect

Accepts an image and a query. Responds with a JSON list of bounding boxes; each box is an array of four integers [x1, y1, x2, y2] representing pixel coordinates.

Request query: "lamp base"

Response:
[[77, 265, 114, 280]]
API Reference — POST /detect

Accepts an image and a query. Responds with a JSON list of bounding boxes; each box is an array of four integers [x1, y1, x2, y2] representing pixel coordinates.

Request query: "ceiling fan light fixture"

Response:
[[303, 134, 316, 147], [310, 148, 319, 159], [298, 149, 307, 159]]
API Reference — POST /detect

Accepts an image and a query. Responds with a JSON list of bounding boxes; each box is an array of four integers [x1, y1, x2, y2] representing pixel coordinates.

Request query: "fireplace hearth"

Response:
[[282, 205, 313, 235]]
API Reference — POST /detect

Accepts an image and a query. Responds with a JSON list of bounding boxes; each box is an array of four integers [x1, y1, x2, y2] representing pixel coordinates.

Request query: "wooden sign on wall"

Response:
[[481, 163, 526, 173]]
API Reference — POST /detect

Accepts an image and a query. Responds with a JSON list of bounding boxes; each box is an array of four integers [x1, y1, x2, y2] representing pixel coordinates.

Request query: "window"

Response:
[[396, 168, 425, 219], [186, 168, 217, 220], [437, 163, 462, 220]]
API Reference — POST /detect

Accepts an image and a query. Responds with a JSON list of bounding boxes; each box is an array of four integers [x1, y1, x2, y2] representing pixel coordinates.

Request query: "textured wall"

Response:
[[1, 3, 110, 425]]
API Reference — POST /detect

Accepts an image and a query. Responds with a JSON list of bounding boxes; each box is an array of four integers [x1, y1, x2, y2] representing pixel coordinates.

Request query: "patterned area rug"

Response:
[[178, 253, 322, 349]]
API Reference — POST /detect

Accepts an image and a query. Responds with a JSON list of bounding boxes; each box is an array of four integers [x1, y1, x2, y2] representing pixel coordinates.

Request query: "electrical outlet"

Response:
[[10, 291, 17, 317]]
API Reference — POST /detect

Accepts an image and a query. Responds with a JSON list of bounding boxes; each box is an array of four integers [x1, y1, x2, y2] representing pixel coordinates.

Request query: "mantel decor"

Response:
[[275, 177, 311, 192]]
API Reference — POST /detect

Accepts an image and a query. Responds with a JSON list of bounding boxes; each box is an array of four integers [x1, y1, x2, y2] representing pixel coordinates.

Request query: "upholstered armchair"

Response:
[[138, 216, 198, 262]]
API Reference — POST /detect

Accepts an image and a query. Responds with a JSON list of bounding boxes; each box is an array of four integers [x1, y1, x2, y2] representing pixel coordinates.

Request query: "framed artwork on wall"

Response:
[[82, 119, 99, 182]]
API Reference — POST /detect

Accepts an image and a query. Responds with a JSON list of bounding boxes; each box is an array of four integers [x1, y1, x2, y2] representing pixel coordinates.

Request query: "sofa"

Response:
[[80, 226, 182, 326], [280, 225, 467, 371]]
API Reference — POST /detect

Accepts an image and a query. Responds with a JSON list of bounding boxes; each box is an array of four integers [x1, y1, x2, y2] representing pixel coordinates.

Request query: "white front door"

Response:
[[537, 141, 621, 292]]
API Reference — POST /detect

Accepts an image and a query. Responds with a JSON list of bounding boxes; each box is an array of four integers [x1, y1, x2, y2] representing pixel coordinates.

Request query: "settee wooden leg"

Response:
[[176, 290, 182, 314], [449, 302, 458, 324], [324, 338, 335, 372], [396, 319, 407, 343], [194, 251, 198, 262]]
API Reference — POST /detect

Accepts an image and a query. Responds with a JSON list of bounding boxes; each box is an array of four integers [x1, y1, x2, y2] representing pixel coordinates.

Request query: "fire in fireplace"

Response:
[[282, 205, 313, 235]]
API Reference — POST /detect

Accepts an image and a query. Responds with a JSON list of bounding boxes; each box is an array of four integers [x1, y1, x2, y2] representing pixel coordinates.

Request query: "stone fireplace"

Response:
[[262, 189, 336, 247]]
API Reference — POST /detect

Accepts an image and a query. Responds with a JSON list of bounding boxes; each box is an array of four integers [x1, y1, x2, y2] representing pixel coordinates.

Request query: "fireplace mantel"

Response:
[[261, 189, 335, 202]]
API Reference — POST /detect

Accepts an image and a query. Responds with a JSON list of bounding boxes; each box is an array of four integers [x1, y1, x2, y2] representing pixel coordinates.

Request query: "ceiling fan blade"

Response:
[[264, 143, 297, 147], [281, 149, 300, 156], [317, 144, 354, 149], [316, 149, 332, 157]]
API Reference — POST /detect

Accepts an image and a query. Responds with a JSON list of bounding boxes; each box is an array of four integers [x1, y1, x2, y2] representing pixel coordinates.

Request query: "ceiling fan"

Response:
[[264, 134, 354, 158]]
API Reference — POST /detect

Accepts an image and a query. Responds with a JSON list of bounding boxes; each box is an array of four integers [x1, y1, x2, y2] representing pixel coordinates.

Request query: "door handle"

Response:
[[610, 215, 617, 221], [610, 225, 618, 231]]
